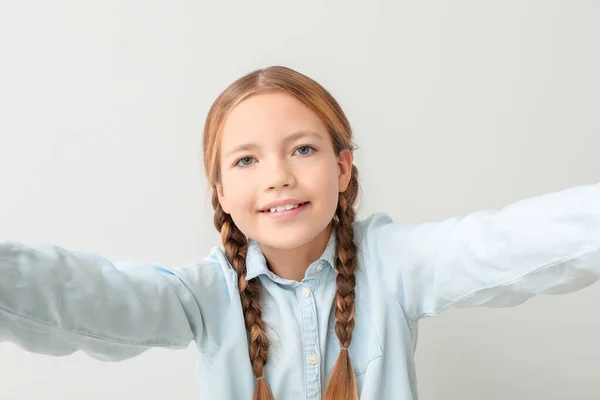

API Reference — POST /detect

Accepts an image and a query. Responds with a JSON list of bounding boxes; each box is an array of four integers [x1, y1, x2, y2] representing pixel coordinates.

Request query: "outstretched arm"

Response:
[[0, 242, 205, 361], [360, 182, 600, 320]]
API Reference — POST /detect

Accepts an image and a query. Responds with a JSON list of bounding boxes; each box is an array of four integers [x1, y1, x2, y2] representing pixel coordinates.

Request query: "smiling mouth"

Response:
[[259, 201, 310, 213]]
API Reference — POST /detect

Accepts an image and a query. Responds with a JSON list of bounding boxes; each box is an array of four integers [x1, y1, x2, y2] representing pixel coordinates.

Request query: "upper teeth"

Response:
[[269, 204, 300, 213]]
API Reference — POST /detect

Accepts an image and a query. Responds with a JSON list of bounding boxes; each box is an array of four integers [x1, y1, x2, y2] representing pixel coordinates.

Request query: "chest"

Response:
[[198, 266, 384, 399]]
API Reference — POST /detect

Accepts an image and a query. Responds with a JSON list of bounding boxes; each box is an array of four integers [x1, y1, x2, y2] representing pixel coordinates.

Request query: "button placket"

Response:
[[300, 287, 311, 298], [298, 283, 321, 399]]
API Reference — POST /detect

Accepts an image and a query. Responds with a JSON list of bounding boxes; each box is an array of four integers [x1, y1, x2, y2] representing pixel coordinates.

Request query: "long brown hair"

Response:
[[203, 66, 361, 400]]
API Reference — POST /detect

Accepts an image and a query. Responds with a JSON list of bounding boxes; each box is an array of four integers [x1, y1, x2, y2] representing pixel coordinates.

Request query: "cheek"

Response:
[[222, 174, 256, 210], [304, 162, 340, 204], [221, 179, 257, 236]]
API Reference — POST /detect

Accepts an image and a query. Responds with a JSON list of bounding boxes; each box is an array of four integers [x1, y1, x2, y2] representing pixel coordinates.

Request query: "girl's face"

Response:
[[217, 90, 352, 250]]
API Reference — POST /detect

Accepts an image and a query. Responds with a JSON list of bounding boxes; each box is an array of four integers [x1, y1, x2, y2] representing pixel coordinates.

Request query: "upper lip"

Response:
[[259, 199, 307, 211]]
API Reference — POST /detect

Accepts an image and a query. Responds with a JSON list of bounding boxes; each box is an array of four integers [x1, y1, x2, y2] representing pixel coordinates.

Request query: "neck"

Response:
[[260, 224, 332, 282]]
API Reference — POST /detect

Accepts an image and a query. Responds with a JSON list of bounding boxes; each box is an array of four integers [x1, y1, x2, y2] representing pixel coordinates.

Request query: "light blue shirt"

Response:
[[1, 182, 599, 399]]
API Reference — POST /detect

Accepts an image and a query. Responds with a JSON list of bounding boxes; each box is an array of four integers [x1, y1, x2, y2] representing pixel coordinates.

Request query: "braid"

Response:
[[323, 165, 360, 400], [212, 168, 360, 400], [201, 64, 365, 399], [212, 191, 275, 400]]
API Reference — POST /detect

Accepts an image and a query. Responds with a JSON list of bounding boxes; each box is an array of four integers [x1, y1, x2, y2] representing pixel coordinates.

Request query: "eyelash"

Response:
[[234, 145, 317, 168]]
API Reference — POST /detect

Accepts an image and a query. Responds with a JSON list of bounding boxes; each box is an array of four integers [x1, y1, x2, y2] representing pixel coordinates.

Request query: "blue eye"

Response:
[[295, 145, 314, 156], [236, 156, 255, 167]]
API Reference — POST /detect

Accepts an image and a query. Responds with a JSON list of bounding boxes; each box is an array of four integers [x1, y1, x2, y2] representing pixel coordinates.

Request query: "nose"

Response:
[[264, 158, 296, 192]]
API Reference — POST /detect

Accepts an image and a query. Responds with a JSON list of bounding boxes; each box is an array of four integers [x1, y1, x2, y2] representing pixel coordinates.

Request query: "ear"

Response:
[[337, 149, 353, 192], [215, 182, 230, 214]]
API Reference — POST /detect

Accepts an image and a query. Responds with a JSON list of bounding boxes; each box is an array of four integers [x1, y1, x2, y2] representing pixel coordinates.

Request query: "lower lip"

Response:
[[260, 202, 309, 220]]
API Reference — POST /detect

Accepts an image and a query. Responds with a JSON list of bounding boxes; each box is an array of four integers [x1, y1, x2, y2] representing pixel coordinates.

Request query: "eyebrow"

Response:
[[224, 130, 323, 158]]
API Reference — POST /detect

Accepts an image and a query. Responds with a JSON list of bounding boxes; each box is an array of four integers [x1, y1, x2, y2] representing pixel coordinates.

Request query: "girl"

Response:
[[1, 65, 599, 400]]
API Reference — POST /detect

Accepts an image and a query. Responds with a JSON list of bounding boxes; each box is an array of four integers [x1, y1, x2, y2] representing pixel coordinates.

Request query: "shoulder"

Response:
[[353, 212, 412, 251], [352, 212, 414, 284], [160, 245, 238, 301], [352, 212, 398, 274], [353, 212, 395, 238]]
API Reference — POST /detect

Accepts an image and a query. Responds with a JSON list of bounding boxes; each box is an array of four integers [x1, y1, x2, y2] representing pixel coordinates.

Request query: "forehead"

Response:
[[221, 91, 328, 147]]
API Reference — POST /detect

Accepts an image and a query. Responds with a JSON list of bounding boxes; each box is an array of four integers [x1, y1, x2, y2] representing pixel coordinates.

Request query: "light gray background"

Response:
[[0, 1, 599, 399]]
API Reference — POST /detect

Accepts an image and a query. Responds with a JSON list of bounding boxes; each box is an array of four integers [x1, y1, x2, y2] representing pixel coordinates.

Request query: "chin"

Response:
[[253, 225, 316, 250], [257, 220, 333, 250], [257, 234, 311, 251]]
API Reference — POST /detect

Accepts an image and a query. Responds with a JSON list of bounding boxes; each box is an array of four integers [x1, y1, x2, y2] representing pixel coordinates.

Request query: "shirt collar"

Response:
[[245, 228, 338, 281]]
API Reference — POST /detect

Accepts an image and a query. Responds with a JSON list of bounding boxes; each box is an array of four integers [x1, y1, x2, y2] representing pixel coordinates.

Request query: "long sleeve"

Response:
[[359, 182, 600, 320], [0, 241, 205, 361]]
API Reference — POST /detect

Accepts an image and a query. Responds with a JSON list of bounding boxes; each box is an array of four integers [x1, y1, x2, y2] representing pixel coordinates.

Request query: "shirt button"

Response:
[[307, 353, 319, 365], [300, 287, 311, 298], [315, 263, 323, 272]]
